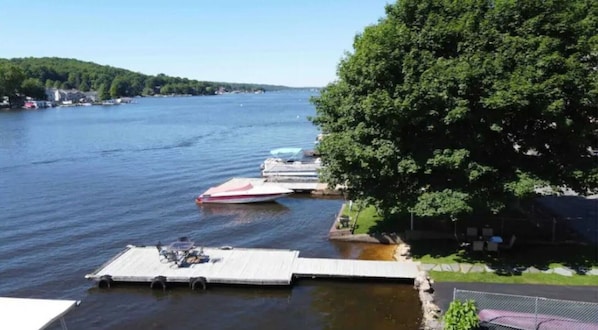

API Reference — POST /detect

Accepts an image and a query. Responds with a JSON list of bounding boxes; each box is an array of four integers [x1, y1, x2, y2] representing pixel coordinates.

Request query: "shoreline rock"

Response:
[[395, 244, 443, 330]]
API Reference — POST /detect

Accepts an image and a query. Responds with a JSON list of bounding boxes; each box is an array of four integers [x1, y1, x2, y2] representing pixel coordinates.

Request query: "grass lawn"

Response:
[[429, 271, 598, 285], [338, 202, 598, 285], [412, 239, 598, 285], [341, 203, 408, 234]]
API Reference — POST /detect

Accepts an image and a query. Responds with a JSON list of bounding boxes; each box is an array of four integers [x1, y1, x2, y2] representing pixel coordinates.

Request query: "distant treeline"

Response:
[[0, 57, 290, 102]]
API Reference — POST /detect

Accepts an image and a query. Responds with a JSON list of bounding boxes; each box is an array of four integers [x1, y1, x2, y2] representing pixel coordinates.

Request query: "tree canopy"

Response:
[[0, 63, 25, 104], [311, 0, 597, 220]]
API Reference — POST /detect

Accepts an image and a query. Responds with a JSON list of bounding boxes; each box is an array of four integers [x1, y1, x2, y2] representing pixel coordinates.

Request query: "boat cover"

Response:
[[270, 147, 303, 156], [204, 182, 253, 195], [479, 309, 598, 330]]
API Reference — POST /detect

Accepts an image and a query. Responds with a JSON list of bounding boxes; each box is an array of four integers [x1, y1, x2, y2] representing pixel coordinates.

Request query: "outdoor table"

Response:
[[166, 241, 195, 266], [167, 241, 195, 252]]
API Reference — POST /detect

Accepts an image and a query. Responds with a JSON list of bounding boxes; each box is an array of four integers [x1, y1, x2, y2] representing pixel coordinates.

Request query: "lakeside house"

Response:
[[45, 88, 98, 104]]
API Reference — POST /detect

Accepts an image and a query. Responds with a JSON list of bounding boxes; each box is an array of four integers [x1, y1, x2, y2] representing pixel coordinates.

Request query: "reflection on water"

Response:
[[199, 202, 290, 222], [309, 243, 420, 330], [333, 242, 398, 261], [308, 281, 421, 330]]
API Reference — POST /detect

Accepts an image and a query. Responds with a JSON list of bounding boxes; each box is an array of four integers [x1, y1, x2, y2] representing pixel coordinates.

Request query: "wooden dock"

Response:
[[85, 245, 419, 289], [294, 258, 415, 279]]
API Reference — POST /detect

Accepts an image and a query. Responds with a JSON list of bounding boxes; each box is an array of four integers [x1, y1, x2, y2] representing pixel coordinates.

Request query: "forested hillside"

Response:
[[0, 57, 288, 104]]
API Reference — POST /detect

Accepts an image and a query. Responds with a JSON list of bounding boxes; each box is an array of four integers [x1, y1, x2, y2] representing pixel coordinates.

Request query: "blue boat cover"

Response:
[[270, 147, 303, 156]]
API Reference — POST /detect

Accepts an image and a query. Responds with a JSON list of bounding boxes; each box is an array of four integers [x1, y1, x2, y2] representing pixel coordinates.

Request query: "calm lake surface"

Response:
[[0, 91, 421, 329]]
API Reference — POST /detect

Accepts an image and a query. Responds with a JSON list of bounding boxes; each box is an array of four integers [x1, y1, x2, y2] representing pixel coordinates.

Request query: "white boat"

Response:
[[101, 100, 119, 106], [260, 147, 322, 179], [196, 181, 292, 204]]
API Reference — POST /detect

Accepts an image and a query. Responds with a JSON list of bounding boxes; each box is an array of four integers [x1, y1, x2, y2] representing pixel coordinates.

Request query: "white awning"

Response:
[[0, 297, 79, 330]]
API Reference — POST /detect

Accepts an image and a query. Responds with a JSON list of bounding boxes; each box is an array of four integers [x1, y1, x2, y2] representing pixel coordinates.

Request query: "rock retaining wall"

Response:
[[398, 244, 443, 329]]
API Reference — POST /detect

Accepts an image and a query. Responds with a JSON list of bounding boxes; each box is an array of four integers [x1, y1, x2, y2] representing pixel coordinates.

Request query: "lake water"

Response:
[[0, 92, 421, 329]]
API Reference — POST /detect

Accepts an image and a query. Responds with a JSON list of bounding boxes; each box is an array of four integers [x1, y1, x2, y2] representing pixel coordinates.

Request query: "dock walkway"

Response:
[[86, 245, 419, 288]]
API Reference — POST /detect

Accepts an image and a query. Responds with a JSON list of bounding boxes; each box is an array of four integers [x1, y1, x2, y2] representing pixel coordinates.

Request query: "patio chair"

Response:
[[487, 242, 499, 254], [158, 248, 178, 263], [482, 227, 494, 237], [472, 241, 484, 252], [500, 235, 517, 250], [466, 227, 478, 239]]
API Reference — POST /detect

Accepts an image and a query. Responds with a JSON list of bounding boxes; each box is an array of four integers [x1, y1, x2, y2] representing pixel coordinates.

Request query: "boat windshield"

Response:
[[269, 147, 303, 160]]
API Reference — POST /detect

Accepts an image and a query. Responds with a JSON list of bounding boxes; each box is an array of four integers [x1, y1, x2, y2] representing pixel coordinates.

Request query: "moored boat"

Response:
[[196, 181, 292, 204], [260, 147, 321, 179]]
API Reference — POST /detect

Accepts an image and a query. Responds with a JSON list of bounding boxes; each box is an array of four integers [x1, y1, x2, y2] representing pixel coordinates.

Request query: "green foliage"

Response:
[[0, 57, 290, 99], [432, 270, 598, 286], [20, 78, 46, 100], [78, 81, 90, 92], [413, 190, 472, 220], [443, 300, 479, 330], [0, 63, 25, 106], [97, 84, 110, 101], [311, 0, 598, 219], [0, 63, 25, 93]]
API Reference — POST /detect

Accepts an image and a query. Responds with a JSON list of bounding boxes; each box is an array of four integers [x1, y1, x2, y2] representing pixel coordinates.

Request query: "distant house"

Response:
[[45, 88, 95, 103]]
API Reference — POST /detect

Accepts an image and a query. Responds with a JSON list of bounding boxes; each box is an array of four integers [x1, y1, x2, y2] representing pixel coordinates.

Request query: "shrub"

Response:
[[443, 299, 479, 330]]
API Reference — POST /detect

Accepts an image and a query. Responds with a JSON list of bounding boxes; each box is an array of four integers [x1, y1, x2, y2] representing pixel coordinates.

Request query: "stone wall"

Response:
[[397, 244, 443, 329]]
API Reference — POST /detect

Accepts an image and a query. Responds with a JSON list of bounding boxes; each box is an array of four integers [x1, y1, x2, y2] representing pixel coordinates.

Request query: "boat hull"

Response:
[[196, 193, 289, 204]]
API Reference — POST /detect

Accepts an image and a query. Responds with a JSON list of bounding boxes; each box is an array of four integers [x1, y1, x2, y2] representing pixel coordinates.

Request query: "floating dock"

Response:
[[85, 245, 419, 289]]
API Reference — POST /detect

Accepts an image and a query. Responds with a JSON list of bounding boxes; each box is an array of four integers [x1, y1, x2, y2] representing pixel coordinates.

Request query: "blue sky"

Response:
[[1, 0, 391, 87]]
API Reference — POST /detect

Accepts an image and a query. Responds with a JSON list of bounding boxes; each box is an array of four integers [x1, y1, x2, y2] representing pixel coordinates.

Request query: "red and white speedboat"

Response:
[[195, 182, 293, 204]]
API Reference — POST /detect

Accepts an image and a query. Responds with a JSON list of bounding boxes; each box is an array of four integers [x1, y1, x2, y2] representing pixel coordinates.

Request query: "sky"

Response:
[[1, 0, 392, 87]]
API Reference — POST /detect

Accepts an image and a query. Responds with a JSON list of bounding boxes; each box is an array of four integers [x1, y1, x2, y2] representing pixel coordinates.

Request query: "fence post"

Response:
[[453, 288, 456, 301], [534, 296, 539, 329]]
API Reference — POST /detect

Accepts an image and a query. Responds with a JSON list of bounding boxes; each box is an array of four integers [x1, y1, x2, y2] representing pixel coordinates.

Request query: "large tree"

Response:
[[311, 0, 598, 220], [0, 63, 26, 107], [20, 78, 46, 100]]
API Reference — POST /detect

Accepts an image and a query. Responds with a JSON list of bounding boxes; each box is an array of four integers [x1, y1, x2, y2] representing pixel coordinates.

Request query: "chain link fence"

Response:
[[453, 289, 598, 329]]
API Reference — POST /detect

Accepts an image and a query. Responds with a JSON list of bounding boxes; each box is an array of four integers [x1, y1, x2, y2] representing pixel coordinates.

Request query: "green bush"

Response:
[[443, 299, 479, 330]]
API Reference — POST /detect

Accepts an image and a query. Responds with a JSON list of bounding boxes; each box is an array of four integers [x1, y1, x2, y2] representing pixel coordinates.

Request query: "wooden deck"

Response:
[[86, 246, 299, 285], [86, 245, 419, 288], [294, 258, 419, 280]]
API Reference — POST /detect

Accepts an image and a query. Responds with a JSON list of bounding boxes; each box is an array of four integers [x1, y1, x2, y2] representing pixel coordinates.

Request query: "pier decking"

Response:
[[294, 258, 416, 279], [85, 245, 419, 288]]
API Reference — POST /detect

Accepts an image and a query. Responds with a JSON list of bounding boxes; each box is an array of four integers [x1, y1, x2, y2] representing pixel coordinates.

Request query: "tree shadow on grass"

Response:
[[410, 239, 598, 275], [349, 207, 410, 235]]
